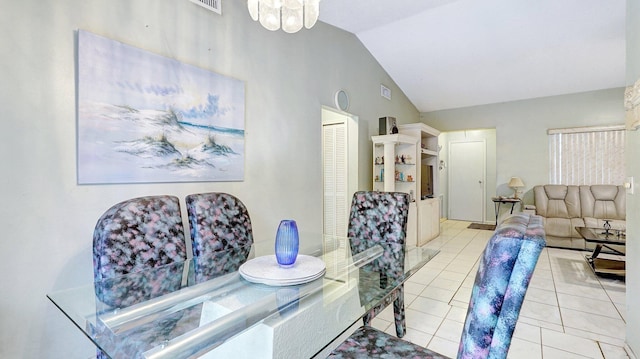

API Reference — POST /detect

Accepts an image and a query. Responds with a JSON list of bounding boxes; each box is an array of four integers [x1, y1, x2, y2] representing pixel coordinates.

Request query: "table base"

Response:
[[584, 255, 625, 277]]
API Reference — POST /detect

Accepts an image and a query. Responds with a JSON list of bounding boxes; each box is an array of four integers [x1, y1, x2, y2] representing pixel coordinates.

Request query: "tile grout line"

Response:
[[425, 227, 488, 351], [405, 221, 626, 358]]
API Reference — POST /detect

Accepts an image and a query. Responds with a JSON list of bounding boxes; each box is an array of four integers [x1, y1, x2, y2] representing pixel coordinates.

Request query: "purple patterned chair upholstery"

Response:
[[93, 195, 188, 304], [92, 195, 188, 358], [348, 191, 410, 338], [328, 213, 546, 359], [185, 192, 254, 282]]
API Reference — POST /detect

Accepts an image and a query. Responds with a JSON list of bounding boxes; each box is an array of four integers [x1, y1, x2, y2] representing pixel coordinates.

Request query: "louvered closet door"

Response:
[[323, 122, 348, 237]]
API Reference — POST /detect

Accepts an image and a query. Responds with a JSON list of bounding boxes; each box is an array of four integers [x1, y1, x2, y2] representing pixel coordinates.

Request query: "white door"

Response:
[[322, 108, 358, 237], [323, 122, 348, 236], [448, 140, 485, 222]]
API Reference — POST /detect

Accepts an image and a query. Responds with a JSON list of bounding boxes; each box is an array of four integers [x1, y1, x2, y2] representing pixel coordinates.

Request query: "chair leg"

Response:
[[393, 284, 406, 338], [361, 291, 394, 328], [363, 311, 372, 326], [361, 275, 406, 336]]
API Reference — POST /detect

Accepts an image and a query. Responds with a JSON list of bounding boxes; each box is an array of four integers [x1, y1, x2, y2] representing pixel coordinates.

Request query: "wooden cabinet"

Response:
[[372, 134, 419, 245], [406, 202, 418, 245], [372, 134, 419, 198], [371, 124, 441, 246], [398, 123, 441, 245], [419, 197, 440, 246]]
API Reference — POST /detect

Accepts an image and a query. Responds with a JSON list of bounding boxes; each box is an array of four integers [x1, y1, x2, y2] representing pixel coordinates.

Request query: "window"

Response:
[[548, 125, 625, 185]]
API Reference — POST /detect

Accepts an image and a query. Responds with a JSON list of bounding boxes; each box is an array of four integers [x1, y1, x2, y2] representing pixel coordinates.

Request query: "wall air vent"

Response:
[[380, 84, 391, 100], [190, 0, 221, 14]]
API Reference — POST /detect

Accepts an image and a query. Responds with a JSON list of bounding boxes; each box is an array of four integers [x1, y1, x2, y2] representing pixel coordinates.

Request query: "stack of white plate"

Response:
[[239, 255, 326, 286]]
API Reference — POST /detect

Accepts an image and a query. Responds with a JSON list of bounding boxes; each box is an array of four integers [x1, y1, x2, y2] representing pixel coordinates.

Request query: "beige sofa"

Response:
[[531, 185, 625, 249]]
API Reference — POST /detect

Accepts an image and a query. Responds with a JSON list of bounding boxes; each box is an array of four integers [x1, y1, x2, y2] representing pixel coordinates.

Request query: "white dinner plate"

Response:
[[239, 255, 326, 286]]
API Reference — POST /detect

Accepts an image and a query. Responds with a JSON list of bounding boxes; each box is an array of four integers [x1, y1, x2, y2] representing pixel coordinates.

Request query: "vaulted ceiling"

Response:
[[318, 0, 626, 112]]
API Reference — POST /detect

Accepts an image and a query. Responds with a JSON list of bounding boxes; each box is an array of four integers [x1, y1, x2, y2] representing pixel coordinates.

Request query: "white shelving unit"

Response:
[[372, 134, 418, 195], [372, 134, 420, 246], [399, 123, 441, 246]]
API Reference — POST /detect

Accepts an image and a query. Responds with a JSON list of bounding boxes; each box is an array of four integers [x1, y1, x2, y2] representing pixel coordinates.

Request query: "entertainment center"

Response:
[[372, 122, 441, 246]]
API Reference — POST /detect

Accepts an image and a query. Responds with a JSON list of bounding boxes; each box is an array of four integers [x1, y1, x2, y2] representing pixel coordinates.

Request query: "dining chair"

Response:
[[185, 192, 254, 282], [328, 213, 546, 359], [93, 195, 188, 304], [347, 191, 410, 338], [92, 195, 188, 358]]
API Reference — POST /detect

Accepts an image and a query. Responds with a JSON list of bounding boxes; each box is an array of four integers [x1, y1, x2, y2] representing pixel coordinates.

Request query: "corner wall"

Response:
[[0, 1, 419, 357], [625, 0, 640, 356], [421, 88, 624, 205]]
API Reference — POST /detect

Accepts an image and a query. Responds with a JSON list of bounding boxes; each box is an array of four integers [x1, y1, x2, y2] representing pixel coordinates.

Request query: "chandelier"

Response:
[[247, 0, 321, 33]]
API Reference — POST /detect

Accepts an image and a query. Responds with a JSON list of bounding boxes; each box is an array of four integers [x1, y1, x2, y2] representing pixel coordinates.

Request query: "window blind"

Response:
[[548, 125, 625, 185]]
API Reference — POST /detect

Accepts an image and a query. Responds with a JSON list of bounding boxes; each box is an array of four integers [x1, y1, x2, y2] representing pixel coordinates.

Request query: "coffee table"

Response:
[[575, 226, 626, 276]]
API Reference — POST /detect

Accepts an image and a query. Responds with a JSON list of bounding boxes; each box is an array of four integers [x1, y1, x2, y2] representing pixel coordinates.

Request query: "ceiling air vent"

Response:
[[190, 0, 221, 14]]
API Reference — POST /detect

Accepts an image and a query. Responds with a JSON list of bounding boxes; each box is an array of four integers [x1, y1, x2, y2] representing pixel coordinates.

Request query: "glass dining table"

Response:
[[47, 234, 439, 359]]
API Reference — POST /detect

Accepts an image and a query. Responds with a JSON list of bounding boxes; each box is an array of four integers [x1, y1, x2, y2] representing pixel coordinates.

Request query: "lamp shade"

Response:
[[508, 177, 524, 188]]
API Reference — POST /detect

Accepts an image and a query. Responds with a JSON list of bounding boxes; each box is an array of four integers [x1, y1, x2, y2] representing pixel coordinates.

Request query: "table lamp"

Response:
[[508, 177, 524, 198]]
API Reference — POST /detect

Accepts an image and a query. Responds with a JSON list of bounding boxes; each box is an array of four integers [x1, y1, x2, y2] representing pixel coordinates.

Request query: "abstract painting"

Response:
[[77, 30, 245, 184]]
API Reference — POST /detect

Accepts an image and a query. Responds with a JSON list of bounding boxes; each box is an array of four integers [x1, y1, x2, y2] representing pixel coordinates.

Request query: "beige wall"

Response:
[[422, 50, 633, 356], [0, 1, 420, 357], [625, 0, 640, 356], [1, 1, 633, 357], [422, 88, 625, 206]]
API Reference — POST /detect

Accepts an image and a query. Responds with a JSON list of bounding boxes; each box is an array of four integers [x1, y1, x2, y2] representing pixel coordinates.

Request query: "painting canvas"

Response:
[[77, 30, 245, 184]]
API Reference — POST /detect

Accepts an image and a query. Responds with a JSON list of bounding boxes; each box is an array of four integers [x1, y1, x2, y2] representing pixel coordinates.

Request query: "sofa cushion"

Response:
[[533, 184, 626, 250], [533, 185, 581, 218], [580, 185, 625, 221], [543, 217, 585, 238]]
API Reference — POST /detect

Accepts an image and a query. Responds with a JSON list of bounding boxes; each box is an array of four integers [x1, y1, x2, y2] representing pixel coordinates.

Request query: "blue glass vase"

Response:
[[275, 219, 299, 267]]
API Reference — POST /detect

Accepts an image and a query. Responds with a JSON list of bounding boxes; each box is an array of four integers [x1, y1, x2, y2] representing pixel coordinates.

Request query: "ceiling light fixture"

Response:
[[247, 0, 320, 33]]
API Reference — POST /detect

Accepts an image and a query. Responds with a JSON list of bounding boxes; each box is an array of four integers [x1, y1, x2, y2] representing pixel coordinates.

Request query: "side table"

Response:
[[491, 197, 521, 224]]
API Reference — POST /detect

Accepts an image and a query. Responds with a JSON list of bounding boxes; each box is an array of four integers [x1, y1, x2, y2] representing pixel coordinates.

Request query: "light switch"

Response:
[[625, 177, 634, 194]]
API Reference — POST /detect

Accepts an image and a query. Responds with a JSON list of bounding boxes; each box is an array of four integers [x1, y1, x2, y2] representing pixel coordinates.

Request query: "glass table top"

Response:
[[48, 235, 439, 359], [574, 226, 626, 245]]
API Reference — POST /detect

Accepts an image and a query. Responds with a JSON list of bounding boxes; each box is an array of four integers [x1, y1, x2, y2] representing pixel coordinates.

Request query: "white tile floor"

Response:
[[370, 220, 628, 359]]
